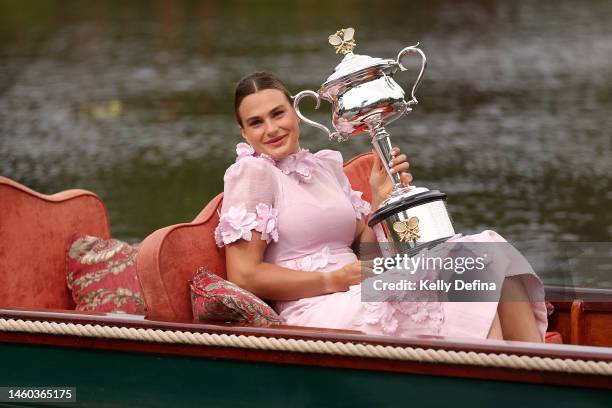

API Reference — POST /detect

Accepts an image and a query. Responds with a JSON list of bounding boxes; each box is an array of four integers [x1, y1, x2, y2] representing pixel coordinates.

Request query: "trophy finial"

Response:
[[328, 27, 356, 55]]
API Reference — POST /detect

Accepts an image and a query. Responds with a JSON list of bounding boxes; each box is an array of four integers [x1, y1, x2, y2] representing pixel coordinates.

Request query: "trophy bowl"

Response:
[[294, 27, 426, 141], [294, 28, 455, 252]]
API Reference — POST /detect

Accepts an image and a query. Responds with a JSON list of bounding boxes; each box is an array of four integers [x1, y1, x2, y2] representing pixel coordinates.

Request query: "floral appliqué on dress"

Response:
[[214, 203, 279, 247], [357, 262, 445, 336], [277, 149, 321, 184], [343, 184, 371, 220], [359, 301, 445, 336], [234, 142, 322, 184], [285, 247, 338, 272]]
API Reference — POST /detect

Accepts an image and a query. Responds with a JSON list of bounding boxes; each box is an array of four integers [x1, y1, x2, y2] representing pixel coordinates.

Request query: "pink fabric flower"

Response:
[[423, 302, 444, 322], [233, 143, 319, 181], [392, 301, 419, 316], [235, 143, 276, 166], [409, 303, 430, 323], [258, 153, 276, 166], [358, 292, 444, 335], [277, 149, 320, 183], [214, 203, 259, 247], [359, 300, 444, 335], [362, 302, 399, 335], [343, 184, 371, 219], [255, 203, 279, 243], [236, 143, 255, 161], [215, 203, 280, 247], [287, 246, 337, 272]]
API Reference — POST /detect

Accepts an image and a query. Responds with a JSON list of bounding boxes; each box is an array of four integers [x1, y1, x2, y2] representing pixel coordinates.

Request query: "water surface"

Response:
[[1, 0, 611, 286]]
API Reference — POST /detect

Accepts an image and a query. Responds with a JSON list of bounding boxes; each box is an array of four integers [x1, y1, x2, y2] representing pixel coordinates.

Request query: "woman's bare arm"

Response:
[[353, 218, 378, 248], [226, 231, 363, 301]]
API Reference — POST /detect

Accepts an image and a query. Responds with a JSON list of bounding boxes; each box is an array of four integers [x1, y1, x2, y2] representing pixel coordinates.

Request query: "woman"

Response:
[[215, 71, 547, 342]]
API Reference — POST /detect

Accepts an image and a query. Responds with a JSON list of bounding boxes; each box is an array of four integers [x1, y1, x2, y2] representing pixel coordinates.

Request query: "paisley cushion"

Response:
[[66, 233, 146, 314], [190, 267, 283, 325]]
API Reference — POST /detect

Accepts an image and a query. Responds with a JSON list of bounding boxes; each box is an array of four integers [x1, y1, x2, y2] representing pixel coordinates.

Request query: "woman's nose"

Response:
[[264, 119, 279, 135]]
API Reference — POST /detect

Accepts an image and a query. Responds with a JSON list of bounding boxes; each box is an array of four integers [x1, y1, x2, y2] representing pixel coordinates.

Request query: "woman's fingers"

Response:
[[401, 172, 413, 186], [371, 147, 413, 189], [361, 260, 376, 280], [388, 153, 409, 168], [389, 162, 409, 174]]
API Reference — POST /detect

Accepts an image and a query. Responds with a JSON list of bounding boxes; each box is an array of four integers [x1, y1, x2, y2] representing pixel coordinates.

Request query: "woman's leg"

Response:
[[497, 276, 542, 342], [487, 312, 504, 340]]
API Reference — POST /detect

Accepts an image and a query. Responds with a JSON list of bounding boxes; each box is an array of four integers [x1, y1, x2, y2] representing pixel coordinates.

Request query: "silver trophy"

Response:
[[294, 28, 455, 252]]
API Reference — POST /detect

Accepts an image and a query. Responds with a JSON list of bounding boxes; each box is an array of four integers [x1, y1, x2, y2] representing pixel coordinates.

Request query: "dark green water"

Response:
[[1, 0, 611, 286]]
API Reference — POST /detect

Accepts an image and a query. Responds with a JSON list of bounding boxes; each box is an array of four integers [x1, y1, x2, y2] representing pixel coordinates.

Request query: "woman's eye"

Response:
[[250, 121, 262, 127], [273, 111, 284, 117]]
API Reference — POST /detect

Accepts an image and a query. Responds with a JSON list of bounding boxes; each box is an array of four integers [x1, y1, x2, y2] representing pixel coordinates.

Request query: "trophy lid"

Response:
[[320, 28, 398, 99], [325, 53, 393, 82]]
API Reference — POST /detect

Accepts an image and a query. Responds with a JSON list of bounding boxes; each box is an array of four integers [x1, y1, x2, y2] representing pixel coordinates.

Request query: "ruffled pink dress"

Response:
[[215, 144, 548, 340]]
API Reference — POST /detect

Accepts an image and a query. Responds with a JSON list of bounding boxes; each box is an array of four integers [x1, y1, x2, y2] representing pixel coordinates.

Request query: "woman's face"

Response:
[[238, 89, 300, 160]]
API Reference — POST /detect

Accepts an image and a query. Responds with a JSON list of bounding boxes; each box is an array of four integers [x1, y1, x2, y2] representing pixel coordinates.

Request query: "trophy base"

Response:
[[368, 185, 455, 250]]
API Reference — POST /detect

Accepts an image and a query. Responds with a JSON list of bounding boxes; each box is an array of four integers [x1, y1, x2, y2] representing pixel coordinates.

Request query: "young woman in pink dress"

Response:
[[215, 72, 547, 342]]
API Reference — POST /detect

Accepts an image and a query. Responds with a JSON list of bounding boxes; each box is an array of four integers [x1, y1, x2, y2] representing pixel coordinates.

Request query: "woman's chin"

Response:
[[266, 143, 298, 160], [267, 150, 287, 161]]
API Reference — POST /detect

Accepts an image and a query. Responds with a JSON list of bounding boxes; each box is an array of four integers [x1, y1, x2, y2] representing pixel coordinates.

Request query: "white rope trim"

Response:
[[2, 318, 611, 376]]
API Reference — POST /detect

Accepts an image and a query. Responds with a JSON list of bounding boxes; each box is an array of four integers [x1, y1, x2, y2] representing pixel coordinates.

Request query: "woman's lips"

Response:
[[265, 134, 287, 145]]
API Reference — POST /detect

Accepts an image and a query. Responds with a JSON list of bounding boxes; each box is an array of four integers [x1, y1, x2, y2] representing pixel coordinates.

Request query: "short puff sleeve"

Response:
[[214, 157, 280, 247], [316, 150, 371, 220]]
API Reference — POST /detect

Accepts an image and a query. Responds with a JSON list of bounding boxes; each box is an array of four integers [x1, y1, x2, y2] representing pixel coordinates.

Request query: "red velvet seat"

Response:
[[0, 176, 110, 310]]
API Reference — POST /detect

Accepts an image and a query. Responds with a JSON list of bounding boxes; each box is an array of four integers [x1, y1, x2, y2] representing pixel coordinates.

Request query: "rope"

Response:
[[1, 318, 611, 376]]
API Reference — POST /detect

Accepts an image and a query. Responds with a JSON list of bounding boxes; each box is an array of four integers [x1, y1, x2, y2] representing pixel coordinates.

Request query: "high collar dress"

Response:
[[215, 144, 548, 340]]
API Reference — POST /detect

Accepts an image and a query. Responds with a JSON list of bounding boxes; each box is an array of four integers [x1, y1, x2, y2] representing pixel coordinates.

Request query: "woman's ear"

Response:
[[239, 126, 247, 140]]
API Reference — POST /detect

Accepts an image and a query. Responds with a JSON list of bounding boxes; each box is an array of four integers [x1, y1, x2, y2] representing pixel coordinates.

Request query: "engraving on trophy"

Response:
[[393, 217, 420, 243]]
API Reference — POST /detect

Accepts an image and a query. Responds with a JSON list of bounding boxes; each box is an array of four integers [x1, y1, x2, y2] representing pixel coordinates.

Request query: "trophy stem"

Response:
[[367, 118, 403, 190]]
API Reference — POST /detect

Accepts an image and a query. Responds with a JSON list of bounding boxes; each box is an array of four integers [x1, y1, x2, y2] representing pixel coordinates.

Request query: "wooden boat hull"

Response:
[[1, 341, 611, 408], [1, 308, 611, 407]]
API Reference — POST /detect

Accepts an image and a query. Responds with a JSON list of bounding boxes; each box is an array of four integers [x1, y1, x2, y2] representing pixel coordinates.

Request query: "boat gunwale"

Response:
[[1, 307, 611, 362], [2, 307, 612, 390]]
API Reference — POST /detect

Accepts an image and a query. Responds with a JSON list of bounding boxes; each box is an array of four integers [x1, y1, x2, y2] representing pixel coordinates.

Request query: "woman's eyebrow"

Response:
[[245, 105, 285, 122]]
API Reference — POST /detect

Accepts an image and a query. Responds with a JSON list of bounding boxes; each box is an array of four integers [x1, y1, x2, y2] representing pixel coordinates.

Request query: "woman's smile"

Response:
[[265, 134, 288, 146]]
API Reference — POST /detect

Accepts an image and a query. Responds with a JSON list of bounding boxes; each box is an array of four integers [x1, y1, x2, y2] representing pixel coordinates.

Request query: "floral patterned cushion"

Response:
[[66, 233, 146, 314], [190, 267, 283, 325]]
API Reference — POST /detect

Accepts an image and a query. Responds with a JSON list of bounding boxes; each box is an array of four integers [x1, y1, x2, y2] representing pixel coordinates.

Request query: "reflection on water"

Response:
[[1, 0, 611, 286]]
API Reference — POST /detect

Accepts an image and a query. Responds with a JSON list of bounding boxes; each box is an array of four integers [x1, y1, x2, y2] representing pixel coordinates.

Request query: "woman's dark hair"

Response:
[[234, 71, 293, 126]]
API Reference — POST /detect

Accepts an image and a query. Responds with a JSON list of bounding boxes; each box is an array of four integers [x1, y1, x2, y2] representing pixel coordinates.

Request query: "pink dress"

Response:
[[215, 144, 548, 340]]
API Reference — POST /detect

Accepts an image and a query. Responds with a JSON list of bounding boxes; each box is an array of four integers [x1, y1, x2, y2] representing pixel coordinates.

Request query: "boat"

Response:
[[1, 153, 611, 407]]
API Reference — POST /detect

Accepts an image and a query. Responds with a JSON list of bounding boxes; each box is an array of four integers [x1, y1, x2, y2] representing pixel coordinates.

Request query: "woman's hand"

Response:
[[324, 261, 374, 293], [369, 147, 413, 211]]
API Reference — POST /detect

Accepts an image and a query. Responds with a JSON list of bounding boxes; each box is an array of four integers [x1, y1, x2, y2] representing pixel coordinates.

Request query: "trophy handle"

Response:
[[396, 43, 427, 107], [293, 90, 343, 142]]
